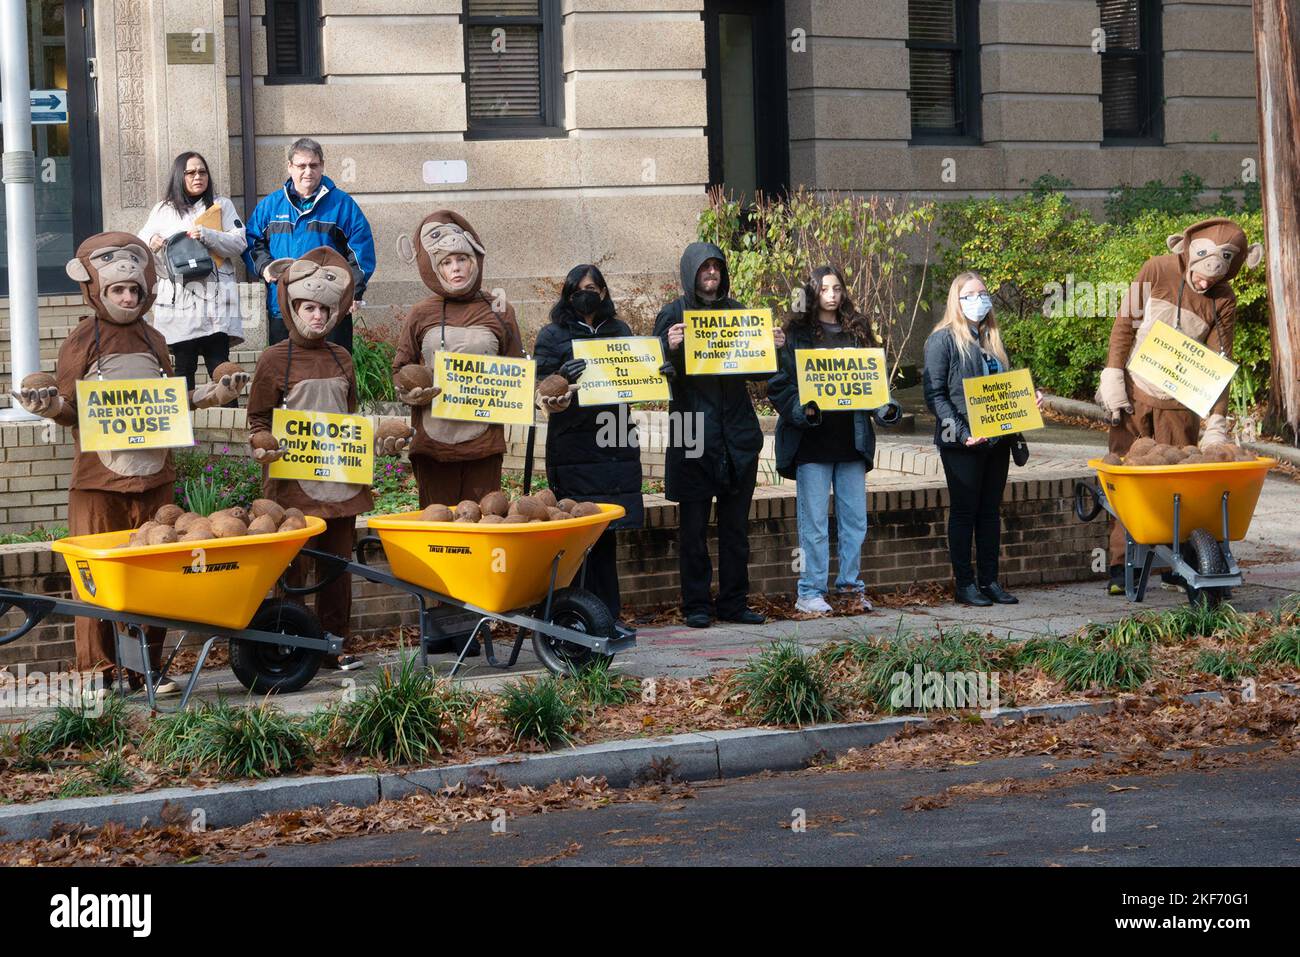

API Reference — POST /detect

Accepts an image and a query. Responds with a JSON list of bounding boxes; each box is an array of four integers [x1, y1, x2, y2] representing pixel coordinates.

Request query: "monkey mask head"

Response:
[[266, 247, 355, 346], [397, 209, 486, 300], [65, 231, 157, 325], [1167, 217, 1264, 295]]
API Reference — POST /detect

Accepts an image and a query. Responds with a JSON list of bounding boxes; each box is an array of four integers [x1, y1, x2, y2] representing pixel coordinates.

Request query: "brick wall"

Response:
[[0, 473, 1104, 672]]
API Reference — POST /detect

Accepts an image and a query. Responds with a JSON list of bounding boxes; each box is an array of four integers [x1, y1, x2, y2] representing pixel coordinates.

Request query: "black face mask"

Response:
[[571, 289, 603, 318]]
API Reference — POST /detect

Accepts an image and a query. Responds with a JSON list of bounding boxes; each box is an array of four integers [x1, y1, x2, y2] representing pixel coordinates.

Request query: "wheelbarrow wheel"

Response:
[[1184, 527, 1228, 608], [532, 587, 614, 676], [229, 598, 324, 694]]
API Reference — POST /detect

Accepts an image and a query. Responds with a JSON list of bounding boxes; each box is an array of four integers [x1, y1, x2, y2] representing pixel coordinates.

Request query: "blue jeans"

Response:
[[795, 459, 868, 600]]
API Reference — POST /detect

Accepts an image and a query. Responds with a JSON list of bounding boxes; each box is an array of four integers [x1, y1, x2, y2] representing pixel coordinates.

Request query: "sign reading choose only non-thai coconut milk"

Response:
[[683, 309, 777, 375], [269, 409, 373, 485], [429, 352, 536, 427]]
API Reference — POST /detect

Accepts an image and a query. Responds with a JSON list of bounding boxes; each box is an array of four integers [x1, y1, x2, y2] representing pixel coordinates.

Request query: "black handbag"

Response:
[[163, 232, 214, 283], [1011, 433, 1029, 467]]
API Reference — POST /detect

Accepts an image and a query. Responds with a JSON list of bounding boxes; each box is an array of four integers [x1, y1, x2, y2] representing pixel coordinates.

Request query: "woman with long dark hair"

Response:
[[139, 151, 248, 392], [768, 265, 901, 615], [533, 264, 643, 636]]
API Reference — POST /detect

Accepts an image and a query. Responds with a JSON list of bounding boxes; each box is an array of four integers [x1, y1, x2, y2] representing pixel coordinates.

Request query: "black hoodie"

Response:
[[652, 242, 765, 501]]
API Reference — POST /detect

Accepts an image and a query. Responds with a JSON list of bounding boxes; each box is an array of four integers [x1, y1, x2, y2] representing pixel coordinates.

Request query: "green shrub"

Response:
[[146, 699, 313, 779], [733, 639, 840, 726], [1152, 602, 1250, 643], [23, 695, 134, 756], [173, 448, 263, 514], [0, 525, 68, 545], [58, 753, 138, 798], [369, 456, 418, 515], [1193, 649, 1257, 681], [353, 322, 397, 407], [338, 653, 476, 764], [565, 659, 641, 709], [1253, 627, 1300, 669], [860, 627, 1007, 712], [499, 675, 579, 747], [1033, 639, 1154, 692]]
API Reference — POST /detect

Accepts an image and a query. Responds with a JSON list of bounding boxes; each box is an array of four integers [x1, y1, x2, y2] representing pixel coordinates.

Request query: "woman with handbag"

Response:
[[139, 151, 248, 394], [923, 271, 1042, 607]]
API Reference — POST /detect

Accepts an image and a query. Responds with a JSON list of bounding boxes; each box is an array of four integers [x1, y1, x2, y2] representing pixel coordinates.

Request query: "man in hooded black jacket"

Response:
[[653, 242, 783, 628]]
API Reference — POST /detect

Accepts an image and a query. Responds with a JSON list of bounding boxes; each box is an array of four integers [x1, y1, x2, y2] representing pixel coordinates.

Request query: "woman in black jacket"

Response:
[[768, 266, 901, 615], [533, 265, 643, 636], [922, 270, 1041, 607]]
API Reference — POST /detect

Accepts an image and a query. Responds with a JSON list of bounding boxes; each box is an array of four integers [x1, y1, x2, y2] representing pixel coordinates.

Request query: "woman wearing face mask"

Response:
[[532, 265, 643, 637], [923, 272, 1041, 607]]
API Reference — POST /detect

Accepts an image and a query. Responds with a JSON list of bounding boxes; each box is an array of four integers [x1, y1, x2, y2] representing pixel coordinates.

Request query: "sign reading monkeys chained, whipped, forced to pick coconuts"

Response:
[[684, 309, 777, 375], [962, 368, 1045, 440], [76, 377, 195, 452], [571, 336, 670, 406], [269, 409, 374, 485], [795, 348, 890, 411], [1128, 321, 1238, 419], [430, 351, 536, 427]]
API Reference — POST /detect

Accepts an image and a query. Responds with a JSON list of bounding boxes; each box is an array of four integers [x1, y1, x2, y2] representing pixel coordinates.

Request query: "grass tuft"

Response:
[[23, 695, 134, 756], [337, 653, 476, 765], [733, 639, 840, 726], [1252, 626, 1300, 670], [145, 698, 313, 779], [1033, 639, 1154, 692], [498, 676, 580, 747], [1193, 649, 1257, 681], [564, 659, 641, 709]]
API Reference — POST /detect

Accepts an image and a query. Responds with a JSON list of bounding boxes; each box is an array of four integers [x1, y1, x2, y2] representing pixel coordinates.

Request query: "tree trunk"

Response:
[[1253, 0, 1300, 438]]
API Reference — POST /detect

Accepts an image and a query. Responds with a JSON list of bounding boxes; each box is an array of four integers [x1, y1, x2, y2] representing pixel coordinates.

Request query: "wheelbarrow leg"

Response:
[[450, 616, 494, 677], [178, 636, 217, 710]]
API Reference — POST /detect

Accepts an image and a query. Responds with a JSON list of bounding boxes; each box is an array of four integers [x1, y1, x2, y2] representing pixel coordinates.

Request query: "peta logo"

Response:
[[49, 887, 152, 937]]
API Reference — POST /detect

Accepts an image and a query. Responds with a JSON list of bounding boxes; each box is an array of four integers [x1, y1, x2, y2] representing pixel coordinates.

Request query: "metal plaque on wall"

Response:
[[165, 32, 216, 65]]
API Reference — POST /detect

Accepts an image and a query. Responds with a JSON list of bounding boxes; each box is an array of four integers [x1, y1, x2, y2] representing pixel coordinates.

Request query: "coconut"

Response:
[[146, 525, 178, 546], [1233, 446, 1256, 462], [154, 503, 184, 526], [456, 500, 483, 522], [509, 496, 548, 520], [1160, 447, 1187, 464], [571, 501, 603, 518], [1181, 445, 1199, 456], [174, 512, 203, 533], [396, 364, 434, 392], [1200, 444, 1231, 463], [1101, 452, 1122, 465], [1181, 453, 1205, 465], [478, 514, 506, 524], [180, 518, 215, 541], [278, 514, 307, 532], [20, 371, 57, 391], [251, 432, 283, 454], [502, 514, 529, 524], [250, 498, 286, 524], [211, 361, 244, 382], [546, 507, 570, 521], [284, 507, 305, 521], [213, 506, 248, 524], [556, 498, 577, 513], [537, 373, 570, 399], [420, 504, 455, 522], [131, 521, 161, 545], [247, 514, 278, 535], [211, 515, 248, 538], [1128, 437, 1157, 458], [479, 490, 509, 517], [376, 418, 413, 443], [535, 489, 557, 509]]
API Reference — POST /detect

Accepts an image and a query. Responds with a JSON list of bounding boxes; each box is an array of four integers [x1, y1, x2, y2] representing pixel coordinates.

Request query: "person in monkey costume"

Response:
[[1097, 216, 1264, 593], [246, 248, 410, 671], [9, 232, 248, 688], [392, 210, 526, 508]]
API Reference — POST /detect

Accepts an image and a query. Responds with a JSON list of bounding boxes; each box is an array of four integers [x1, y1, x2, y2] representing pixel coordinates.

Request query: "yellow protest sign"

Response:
[[795, 348, 890, 410], [1128, 320, 1238, 419], [269, 409, 373, 485], [76, 377, 194, 452], [684, 309, 777, 375], [571, 336, 669, 406], [430, 352, 536, 427], [962, 368, 1045, 439]]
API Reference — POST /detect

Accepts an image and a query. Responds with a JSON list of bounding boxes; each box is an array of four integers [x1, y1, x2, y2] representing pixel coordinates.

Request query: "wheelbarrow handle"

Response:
[[281, 546, 353, 596], [0, 589, 57, 647], [354, 535, 383, 567], [1074, 480, 1104, 523]]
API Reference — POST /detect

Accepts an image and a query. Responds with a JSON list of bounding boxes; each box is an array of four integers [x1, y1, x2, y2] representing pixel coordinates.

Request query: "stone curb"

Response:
[[0, 692, 1235, 844]]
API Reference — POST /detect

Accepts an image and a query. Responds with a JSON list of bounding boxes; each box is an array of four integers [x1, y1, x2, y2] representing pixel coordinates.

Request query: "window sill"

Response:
[[263, 76, 327, 86], [908, 135, 983, 147], [1101, 138, 1166, 148], [463, 126, 568, 141]]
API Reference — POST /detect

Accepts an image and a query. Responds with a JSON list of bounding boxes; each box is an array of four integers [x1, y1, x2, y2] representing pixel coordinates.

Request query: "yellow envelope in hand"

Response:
[[193, 204, 225, 267]]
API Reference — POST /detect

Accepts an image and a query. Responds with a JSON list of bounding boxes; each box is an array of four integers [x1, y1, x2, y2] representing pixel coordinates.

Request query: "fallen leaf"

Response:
[[1107, 785, 1140, 792]]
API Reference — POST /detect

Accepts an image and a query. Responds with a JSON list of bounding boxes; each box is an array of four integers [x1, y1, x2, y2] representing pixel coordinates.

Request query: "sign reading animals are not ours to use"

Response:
[[684, 309, 777, 375], [1127, 320, 1238, 419], [795, 348, 890, 410], [962, 368, 1045, 440], [75, 377, 194, 451], [430, 351, 537, 427]]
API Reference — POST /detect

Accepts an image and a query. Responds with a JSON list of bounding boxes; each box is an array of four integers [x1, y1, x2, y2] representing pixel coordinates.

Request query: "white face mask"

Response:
[[960, 293, 992, 323]]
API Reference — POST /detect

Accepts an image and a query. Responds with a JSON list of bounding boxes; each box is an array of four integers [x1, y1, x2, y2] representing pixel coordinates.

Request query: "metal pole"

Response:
[[237, 0, 257, 216], [1, 0, 40, 420]]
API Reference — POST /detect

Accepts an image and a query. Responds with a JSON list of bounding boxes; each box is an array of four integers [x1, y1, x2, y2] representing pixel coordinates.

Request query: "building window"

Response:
[[1098, 0, 1163, 143], [906, 0, 981, 141], [463, 0, 563, 138], [266, 0, 322, 84]]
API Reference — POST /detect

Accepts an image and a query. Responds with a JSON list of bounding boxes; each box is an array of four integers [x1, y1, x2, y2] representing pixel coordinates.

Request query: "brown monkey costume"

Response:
[[10, 232, 246, 678], [1097, 217, 1264, 574], [246, 248, 372, 666], [392, 210, 526, 507]]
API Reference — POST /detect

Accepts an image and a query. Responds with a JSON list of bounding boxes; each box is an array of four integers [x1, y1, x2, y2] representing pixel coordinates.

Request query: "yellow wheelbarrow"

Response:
[[0, 517, 339, 708], [1075, 456, 1275, 606], [292, 504, 634, 677]]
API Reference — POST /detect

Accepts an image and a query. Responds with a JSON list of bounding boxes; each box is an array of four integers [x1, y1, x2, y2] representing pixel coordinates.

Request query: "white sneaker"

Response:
[[154, 680, 181, 696], [795, 595, 833, 615]]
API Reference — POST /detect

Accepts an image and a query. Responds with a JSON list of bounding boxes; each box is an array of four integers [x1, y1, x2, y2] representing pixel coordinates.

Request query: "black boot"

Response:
[[1107, 564, 1126, 596], [955, 583, 993, 607], [979, 581, 1019, 604]]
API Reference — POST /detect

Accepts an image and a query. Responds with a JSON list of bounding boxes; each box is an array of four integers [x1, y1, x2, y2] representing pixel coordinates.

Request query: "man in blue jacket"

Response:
[[243, 137, 376, 351]]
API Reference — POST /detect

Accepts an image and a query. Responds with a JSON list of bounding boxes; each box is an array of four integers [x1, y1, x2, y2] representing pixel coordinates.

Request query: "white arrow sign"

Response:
[[0, 89, 69, 124]]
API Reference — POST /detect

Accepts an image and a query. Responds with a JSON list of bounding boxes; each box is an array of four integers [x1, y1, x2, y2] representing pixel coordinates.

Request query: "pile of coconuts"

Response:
[[417, 487, 605, 525], [123, 499, 309, 547], [1102, 437, 1258, 467]]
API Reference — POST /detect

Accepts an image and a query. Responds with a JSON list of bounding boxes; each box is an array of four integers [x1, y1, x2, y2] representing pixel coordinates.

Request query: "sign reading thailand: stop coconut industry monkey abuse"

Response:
[[269, 409, 374, 485], [75, 377, 195, 451], [795, 348, 891, 410], [962, 368, 1045, 440], [1128, 320, 1239, 419], [571, 336, 670, 406], [684, 309, 778, 375], [430, 351, 536, 427]]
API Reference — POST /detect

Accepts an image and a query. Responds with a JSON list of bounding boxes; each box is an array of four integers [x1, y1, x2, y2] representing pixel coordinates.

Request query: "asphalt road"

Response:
[[223, 748, 1300, 867]]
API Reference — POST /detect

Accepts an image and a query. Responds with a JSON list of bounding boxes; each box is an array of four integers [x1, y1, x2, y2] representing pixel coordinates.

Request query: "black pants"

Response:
[[172, 332, 234, 406], [677, 462, 757, 618], [578, 528, 622, 620], [939, 442, 1011, 588]]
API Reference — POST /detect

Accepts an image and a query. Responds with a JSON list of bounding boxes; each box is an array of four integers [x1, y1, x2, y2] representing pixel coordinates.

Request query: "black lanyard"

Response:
[[91, 316, 166, 379]]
